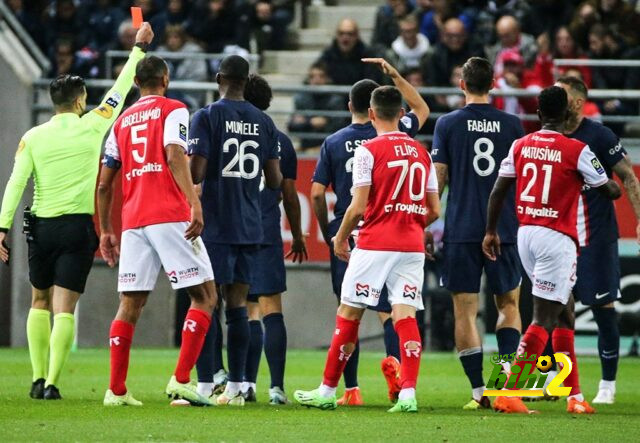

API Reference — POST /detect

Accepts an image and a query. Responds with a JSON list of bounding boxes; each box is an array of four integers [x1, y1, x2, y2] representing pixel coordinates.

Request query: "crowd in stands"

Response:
[[7, 0, 640, 147]]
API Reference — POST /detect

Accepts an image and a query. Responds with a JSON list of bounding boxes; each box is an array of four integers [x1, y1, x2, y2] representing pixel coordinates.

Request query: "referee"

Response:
[[0, 23, 153, 401]]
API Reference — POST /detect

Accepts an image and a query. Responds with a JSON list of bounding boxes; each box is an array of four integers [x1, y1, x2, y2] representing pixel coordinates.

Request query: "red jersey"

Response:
[[353, 131, 438, 252], [499, 129, 608, 246], [105, 95, 190, 231]]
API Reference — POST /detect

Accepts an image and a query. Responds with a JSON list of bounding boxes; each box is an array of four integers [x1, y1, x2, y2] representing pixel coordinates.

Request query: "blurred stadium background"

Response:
[[0, 0, 639, 354]]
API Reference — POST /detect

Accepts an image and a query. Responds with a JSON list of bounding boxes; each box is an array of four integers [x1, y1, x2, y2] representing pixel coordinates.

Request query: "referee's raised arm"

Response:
[[0, 23, 153, 401]]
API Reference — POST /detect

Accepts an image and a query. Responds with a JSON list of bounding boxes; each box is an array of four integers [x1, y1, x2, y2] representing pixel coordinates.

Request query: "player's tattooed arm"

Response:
[[334, 186, 370, 262], [311, 182, 331, 245], [362, 58, 430, 129], [97, 165, 120, 267], [283, 178, 308, 263], [166, 145, 203, 240], [612, 156, 640, 243], [483, 176, 515, 261], [434, 163, 448, 198]]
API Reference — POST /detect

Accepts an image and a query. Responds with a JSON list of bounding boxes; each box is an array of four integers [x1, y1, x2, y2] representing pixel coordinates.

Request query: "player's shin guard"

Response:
[[263, 313, 287, 389], [322, 316, 360, 388], [46, 313, 74, 387], [245, 320, 263, 384], [383, 318, 401, 360], [592, 307, 619, 381], [109, 320, 135, 396], [175, 309, 211, 384], [395, 317, 422, 393], [552, 328, 581, 397], [509, 324, 548, 389], [27, 308, 51, 381], [226, 307, 250, 383]]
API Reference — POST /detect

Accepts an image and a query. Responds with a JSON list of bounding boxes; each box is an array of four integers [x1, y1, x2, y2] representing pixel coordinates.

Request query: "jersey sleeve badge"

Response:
[[591, 157, 605, 175]]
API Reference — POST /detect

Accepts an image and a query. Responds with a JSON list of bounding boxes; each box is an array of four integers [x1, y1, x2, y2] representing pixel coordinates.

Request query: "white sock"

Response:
[[240, 382, 249, 393], [472, 386, 486, 402], [318, 383, 336, 398], [599, 379, 616, 392], [197, 382, 214, 397], [568, 393, 584, 402], [226, 381, 241, 396], [398, 388, 415, 401]]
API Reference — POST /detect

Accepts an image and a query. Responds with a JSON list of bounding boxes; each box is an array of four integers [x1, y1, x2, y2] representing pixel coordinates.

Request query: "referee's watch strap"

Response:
[[134, 42, 149, 52]]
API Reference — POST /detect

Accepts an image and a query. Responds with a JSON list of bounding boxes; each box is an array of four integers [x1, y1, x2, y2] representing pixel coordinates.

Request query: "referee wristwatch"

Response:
[[135, 42, 149, 52]]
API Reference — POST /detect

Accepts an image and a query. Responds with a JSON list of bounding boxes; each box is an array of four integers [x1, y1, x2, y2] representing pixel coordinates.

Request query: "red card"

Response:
[[131, 7, 143, 29]]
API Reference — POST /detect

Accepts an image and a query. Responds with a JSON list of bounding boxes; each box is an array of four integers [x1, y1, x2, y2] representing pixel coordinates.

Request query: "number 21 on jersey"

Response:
[[520, 162, 553, 204]]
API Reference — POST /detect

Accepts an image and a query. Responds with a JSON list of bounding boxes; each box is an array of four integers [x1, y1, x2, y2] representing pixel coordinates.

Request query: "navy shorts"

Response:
[[441, 242, 521, 295], [248, 242, 287, 301], [329, 241, 392, 313], [205, 242, 259, 286], [574, 240, 621, 306]]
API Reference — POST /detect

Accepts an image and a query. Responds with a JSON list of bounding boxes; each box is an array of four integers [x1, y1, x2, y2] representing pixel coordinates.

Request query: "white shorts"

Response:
[[118, 222, 214, 292], [341, 248, 425, 311], [517, 225, 577, 305]]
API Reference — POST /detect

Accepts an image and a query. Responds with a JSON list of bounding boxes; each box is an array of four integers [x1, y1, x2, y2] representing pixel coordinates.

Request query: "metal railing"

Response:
[[0, 1, 50, 73], [554, 58, 640, 68], [104, 50, 260, 79]]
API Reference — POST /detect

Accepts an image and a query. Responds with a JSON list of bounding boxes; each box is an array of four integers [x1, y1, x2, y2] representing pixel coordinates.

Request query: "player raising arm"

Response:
[[482, 86, 620, 415], [295, 86, 439, 414]]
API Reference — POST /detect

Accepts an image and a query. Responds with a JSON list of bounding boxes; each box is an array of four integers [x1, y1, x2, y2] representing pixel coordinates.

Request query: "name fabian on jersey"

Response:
[[467, 119, 500, 133], [385, 202, 427, 215]]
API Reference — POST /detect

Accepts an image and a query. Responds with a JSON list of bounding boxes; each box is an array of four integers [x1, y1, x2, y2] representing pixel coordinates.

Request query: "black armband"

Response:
[[135, 42, 149, 52]]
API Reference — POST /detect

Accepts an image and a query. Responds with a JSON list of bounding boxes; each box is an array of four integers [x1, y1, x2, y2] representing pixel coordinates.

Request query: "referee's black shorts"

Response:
[[28, 214, 99, 293]]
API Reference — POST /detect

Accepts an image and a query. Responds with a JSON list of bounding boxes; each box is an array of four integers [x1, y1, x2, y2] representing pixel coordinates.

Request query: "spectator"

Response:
[[288, 62, 346, 150], [553, 26, 592, 87], [6, 0, 46, 52], [43, 0, 90, 53], [593, 0, 640, 47], [419, 0, 473, 45], [49, 38, 76, 77], [387, 15, 430, 72], [87, 0, 126, 54], [420, 18, 484, 87], [569, 1, 601, 51], [237, 1, 295, 52], [471, 0, 531, 47], [371, 0, 414, 50], [520, 0, 575, 38], [412, 0, 433, 25], [316, 19, 383, 86], [151, 0, 192, 45], [158, 24, 208, 108], [440, 64, 465, 111], [486, 15, 537, 75], [186, 0, 241, 53]]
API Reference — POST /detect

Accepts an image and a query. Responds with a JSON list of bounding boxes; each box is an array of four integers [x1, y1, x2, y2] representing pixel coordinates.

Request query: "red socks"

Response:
[[510, 323, 548, 389], [174, 308, 211, 384], [552, 328, 581, 396], [109, 320, 135, 396], [322, 315, 360, 388], [395, 317, 422, 390]]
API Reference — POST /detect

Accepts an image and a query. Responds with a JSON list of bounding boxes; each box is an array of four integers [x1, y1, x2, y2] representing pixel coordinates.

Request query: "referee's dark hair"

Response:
[[350, 79, 379, 115], [371, 85, 403, 121], [244, 74, 273, 111], [49, 74, 86, 107], [462, 57, 494, 95], [135, 56, 169, 89], [556, 76, 588, 99], [538, 86, 568, 122]]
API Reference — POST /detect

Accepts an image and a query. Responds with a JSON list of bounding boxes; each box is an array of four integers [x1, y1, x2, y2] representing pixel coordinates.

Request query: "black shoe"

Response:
[[30, 378, 45, 399], [43, 385, 62, 400], [242, 387, 257, 402]]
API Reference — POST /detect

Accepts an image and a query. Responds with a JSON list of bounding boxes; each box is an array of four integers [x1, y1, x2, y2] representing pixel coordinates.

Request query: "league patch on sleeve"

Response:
[[591, 157, 605, 175], [93, 92, 123, 118], [179, 123, 187, 142], [400, 115, 412, 129], [15, 140, 25, 157]]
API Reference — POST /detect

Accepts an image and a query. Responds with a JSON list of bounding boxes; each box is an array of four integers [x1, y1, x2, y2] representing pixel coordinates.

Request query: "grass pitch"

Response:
[[0, 348, 639, 441]]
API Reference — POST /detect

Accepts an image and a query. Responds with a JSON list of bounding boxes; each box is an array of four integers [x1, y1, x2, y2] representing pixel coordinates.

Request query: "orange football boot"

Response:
[[494, 396, 532, 414], [381, 356, 401, 402], [336, 387, 363, 406], [567, 398, 596, 414]]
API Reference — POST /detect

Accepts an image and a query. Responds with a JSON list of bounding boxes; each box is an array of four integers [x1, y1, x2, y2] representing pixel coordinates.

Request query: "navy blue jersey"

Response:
[[260, 130, 297, 245], [432, 104, 524, 243], [569, 118, 626, 244], [189, 99, 280, 244], [312, 113, 419, 230]]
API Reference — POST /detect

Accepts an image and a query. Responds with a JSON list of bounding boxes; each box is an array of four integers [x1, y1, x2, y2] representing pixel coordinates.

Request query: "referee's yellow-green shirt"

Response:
[[0, 46, 146, 230]]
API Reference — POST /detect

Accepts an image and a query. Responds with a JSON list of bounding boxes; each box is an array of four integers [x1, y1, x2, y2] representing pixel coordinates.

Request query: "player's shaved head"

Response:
[[462, 57, 494, 95], [350, 79, 379, 115], [370, 86, 403, 121], [556, 76, 588, 99], [538, 86, 568, 123], [135, 56, 169, 89], [244, 74, 273, 111], [218, 55, 250, 81], [49, 74, 86, 108]]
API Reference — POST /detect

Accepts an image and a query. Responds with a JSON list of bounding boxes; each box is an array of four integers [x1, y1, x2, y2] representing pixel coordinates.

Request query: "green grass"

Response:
[[1, 348, 639, 441]]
